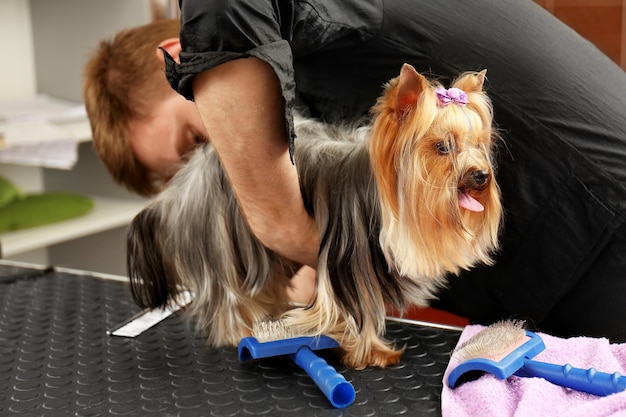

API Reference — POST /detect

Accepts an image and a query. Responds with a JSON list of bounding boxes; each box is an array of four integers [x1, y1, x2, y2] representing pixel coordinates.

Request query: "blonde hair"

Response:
[[83, 19, 180, 196]]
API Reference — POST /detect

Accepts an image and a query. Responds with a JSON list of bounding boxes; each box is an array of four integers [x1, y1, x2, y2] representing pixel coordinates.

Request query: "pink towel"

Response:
[[442, 325, 626, 417]]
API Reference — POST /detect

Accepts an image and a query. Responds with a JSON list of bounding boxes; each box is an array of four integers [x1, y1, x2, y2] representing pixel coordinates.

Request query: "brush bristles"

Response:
[[252, 320, 299, 342], [453, 320, 527, 361]]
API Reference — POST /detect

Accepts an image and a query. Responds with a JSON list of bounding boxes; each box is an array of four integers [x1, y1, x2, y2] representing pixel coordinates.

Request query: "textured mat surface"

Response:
[[0, 263, 460, 416]]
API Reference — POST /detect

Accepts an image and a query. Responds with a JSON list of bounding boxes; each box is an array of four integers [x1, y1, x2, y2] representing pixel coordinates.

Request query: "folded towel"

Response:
[[0, 192, 93, 232], [442, 325, 626, 417], [0, 175, 25, 209]]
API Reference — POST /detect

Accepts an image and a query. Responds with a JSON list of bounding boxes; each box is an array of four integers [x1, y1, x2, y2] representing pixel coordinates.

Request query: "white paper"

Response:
[[108, 291, 194, 338], [0, 121, 71, 146], [0, 94, 86, 169], [0, 94, 85, 123], [0, 140, 77, 170]]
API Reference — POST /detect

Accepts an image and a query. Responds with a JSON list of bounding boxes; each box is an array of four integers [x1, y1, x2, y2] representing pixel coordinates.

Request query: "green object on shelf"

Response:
[[0, 176, 25, 209], [0, 192, 93, 232]]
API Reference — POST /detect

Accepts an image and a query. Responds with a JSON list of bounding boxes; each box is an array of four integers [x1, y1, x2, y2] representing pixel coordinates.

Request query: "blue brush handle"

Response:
[[290, 346, 356, 408], [517, 359, 626, 396]]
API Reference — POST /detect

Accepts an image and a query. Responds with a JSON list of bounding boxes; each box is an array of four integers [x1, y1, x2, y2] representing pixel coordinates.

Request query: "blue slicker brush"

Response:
[[447, 320, 626, 396], [238, 322, 356, 408]]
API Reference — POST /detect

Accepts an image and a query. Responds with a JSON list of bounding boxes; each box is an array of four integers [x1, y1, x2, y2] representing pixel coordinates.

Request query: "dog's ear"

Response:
[[395, 63, 429, 117], [127, 208, 177, 310], [452, 69, 487, 94]]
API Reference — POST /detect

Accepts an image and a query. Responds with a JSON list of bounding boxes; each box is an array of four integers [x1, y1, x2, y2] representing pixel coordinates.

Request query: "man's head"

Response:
[[84, 19, 206, 196]]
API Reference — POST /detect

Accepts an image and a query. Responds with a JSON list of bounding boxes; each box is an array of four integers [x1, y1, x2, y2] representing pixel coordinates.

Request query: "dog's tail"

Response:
[[126, 207, 178, 309]]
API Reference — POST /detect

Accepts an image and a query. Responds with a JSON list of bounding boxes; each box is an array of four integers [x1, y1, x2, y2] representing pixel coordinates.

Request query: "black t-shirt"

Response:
[[163, 0, 626, 341]]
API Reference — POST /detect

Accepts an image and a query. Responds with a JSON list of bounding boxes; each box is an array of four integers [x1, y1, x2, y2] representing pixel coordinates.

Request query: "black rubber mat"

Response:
[[0, 263, 460, 416]]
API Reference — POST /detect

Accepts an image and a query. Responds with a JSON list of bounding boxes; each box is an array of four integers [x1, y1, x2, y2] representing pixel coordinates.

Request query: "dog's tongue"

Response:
[[458, 192, 484, 212]]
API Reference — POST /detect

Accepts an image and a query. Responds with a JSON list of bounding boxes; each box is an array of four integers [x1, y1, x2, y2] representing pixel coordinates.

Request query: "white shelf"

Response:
[[0, 196, 146, 257]]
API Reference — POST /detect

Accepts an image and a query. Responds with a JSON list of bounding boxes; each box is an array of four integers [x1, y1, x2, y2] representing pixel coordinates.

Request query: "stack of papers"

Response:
[[0, 95, 89, 169]]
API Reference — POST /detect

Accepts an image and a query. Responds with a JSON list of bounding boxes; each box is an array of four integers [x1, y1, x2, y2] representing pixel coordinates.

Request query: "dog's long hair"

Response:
[[127, 64, 502, 369]]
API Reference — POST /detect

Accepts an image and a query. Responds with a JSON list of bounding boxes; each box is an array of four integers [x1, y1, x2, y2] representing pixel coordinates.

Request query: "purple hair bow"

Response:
[[435, 87, 468, 106]]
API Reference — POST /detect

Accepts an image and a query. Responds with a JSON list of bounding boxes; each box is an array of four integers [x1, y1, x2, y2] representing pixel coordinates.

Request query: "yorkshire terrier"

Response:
[[127, 64, 502, 369]]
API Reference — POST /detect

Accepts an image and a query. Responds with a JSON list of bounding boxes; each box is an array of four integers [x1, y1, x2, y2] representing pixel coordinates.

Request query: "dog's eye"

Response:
[[436, 141, 450, 155]]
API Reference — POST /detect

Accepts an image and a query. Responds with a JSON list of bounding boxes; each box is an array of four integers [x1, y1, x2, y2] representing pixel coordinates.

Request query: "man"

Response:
[[84, 0, 626, 341]]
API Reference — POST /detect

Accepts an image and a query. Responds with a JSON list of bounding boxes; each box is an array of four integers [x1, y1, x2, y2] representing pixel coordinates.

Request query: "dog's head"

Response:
[[369, 64, 502, 278]]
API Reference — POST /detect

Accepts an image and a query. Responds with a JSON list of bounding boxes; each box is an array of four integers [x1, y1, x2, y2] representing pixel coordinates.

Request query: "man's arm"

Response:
[[192, 57, 320, 268]]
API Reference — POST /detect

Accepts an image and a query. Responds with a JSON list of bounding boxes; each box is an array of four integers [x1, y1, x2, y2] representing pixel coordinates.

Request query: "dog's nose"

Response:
[[460, 169, 491, 191], [472, 169, 490, 186]]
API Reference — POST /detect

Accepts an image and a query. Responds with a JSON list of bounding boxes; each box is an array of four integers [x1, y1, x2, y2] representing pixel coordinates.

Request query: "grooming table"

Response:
[[0, 262, 461, 416]]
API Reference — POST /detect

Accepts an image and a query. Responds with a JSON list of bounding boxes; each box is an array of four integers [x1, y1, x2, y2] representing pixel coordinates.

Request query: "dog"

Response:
[[127, 64, 502, 369]]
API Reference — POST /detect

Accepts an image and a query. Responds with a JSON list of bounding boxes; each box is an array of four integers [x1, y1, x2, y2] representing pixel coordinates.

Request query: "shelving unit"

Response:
[[0, 1, 153, 276]]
